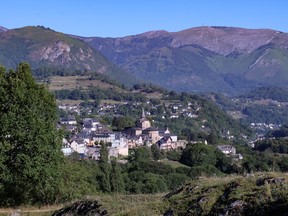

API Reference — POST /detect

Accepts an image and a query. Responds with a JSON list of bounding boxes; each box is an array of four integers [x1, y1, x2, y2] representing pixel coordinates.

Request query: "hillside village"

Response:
[[59, 99, 244, 161], [60, 108, 187, 160], [58, 89, 288, 162]]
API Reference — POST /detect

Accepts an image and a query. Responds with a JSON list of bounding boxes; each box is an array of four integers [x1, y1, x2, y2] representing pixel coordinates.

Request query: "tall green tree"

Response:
[[180, 143, 217, 167], [0, 63, 63, 206], [110, 159, 125, 193], [112, 116, 135, 131], [151, 144, 162, 161], [130, 147, 152, 163], [98, 142, 111, 192]]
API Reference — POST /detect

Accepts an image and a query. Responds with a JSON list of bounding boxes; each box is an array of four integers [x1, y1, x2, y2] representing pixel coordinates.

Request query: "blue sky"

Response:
[[2, 0, 287, 37]]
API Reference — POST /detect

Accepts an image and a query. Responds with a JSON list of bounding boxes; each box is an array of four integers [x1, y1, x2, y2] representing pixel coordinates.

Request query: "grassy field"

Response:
[[48, 75, 125, 91], [161, 159, 189, 169], [143, 92, 163, 99], [100, 99, 126, 105], [90, 194, 167, 216], [164, 172, 288, 215], [57, 99, 126, 106], [0, 194, 166, 216], [0, 206, 62, 216]]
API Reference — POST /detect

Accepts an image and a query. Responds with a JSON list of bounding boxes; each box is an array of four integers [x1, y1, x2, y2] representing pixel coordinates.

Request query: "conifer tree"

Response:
[[110, 159, 125, 193], [98, 141, 111, 192]]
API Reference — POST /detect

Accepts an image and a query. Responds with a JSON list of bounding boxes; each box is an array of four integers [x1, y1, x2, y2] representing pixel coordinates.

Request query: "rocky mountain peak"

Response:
[[82, 26, 288, 94], [170, 26, 288, 55], [138, 30, 170, 38]]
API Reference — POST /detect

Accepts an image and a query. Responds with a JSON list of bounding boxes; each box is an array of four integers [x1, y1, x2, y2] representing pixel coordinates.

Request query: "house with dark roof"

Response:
[[156, 136, 173, 150], [60, 116, 77, 125]]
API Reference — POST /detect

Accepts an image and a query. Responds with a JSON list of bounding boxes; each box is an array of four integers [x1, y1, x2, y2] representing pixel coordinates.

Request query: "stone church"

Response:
[[125, 109, 179, 149]]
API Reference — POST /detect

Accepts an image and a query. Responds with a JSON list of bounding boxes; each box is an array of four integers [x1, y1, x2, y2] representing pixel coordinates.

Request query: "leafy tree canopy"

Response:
[[0, 63, 63, 206]]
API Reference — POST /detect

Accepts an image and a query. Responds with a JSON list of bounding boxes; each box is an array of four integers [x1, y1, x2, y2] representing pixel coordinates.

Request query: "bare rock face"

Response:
[[256, 177, 285, 186], [52, 200, 108, 216], [29, 40, 95, 69], [32, 41, 71, 62]]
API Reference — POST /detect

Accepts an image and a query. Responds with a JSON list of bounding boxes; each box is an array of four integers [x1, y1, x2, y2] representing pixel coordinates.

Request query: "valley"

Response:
[[1, 23, 288, 215]]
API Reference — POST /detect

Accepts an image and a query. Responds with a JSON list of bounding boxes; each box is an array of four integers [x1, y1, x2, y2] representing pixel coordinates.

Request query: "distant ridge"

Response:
[[0, 25, 138, 86], [81, 26, 288, 94], [1, 25, 288, 94]]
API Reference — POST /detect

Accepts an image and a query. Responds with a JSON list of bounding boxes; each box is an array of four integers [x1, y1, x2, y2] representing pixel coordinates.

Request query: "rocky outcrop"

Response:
[[163, 174, 288, 216], [52, 200, 108, 216]]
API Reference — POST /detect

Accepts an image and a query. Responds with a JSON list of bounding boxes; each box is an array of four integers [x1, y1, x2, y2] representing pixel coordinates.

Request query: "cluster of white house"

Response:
[[60, 109, 243, 161], [61, 110, 187, 160]]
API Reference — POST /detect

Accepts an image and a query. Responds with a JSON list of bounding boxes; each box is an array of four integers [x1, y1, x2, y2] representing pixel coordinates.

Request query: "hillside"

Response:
[[208, 87, 288, 125], [51, 74, 252, 140], [82, 26, 288, 94], [0, 26, 138, 86], [163, 172, 288, 216], [1, 25, 288, 94], [5, 173, 287, 215]]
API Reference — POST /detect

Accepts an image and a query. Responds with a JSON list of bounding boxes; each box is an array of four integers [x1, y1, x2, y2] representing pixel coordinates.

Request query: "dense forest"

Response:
[[208, 87, 288, 125]]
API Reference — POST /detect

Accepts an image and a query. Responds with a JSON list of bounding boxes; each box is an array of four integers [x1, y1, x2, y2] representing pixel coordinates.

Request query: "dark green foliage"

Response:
[[98, 142, 111, 193], [131, 83, 168, 94], [123, 148, 193, 194], [0, 63, 63, 206], [189, 164, 223, 178], [278, 157, 288, 172], [58, 159, 99, 201], [166, 150, 182, 161], [164, 173, 190, 190], [254, 138, 288, 154], [267, 125, 288, 138], [179, 144, 234, 177], [125, 171, 168, 194], [241, 87, 288, 102], [213, 89, 288, 126], [180, 144, 217, 167], [54, 87, 146, 102], [242, 104, 288, 124], [151, 144, 163, 161], [112, 116, 136, 131], [129, 147, 152, 162], [157, 92, 252, 140], [215, 150, 233, 173], [135, 161, 174, 175], [110, 159, 125, 193], [241, 151, 276, 172], [198, 99, 252, 138]]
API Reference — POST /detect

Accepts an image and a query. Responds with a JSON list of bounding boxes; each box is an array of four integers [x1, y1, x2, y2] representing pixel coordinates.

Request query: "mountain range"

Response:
[[1, 25, 288, 94], [81, 26, 288, 94], [0, 26, 137, 85]]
